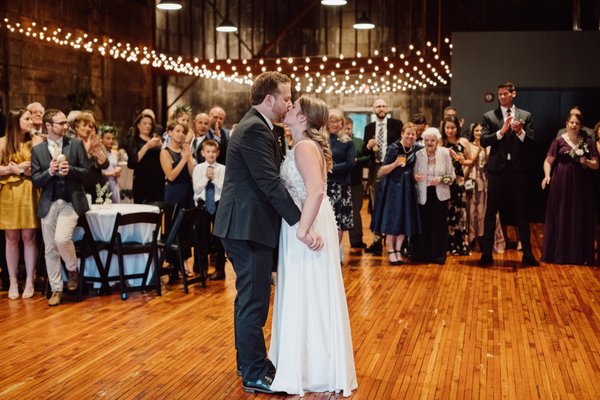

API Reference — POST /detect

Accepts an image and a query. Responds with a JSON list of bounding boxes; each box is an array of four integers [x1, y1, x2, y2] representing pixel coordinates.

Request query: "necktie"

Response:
[[506, 108, 512, 120], [376, 123, 384, 162], [192, 137, 198, 152], [205, 180, 216, 215], [52, 141, 61, 159]]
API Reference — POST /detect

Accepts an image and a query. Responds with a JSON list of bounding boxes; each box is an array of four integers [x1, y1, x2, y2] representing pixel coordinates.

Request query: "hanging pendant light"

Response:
[[353, 12, 375, 29], [216, 17, 238, 32], [321, 0, 347, 5], [156, 0, 183, 11]]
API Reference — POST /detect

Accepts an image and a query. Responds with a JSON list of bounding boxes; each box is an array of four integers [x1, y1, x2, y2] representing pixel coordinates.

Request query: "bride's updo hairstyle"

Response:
[[298, 96, 333, 172]]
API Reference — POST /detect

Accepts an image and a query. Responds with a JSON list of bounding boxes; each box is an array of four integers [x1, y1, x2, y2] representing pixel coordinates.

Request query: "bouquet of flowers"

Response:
[[568, 142, 590, 160], [95, 182, 113, 206], [441, 175, 453, 185]]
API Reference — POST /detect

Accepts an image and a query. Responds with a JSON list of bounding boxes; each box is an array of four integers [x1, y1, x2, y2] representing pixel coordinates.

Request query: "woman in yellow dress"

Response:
[[0, 108, 42, 299]]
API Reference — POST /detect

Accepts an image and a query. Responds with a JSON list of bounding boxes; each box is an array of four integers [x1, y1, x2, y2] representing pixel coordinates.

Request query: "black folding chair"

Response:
[[157, 206, 206, 293], [104, 211, 162, 300], [75, 214, 110, 300]]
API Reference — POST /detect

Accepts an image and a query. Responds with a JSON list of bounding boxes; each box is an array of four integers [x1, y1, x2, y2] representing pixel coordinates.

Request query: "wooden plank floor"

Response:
[[1, 222, 600, 399]]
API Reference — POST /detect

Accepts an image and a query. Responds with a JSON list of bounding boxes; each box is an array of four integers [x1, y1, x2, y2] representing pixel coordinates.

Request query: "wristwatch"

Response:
[[19, 168, 25, 176]]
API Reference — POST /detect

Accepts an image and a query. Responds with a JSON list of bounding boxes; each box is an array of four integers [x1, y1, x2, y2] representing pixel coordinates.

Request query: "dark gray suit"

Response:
[[31, 136, 90, 218], [214, 107, 300, 381]]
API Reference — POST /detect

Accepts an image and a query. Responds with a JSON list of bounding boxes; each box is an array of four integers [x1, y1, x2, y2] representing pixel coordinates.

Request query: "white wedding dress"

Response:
[[269, 144, 358, 397]]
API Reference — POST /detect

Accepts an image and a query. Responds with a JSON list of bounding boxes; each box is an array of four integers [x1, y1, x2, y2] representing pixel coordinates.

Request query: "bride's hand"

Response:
[[297, 228, 324, 251]]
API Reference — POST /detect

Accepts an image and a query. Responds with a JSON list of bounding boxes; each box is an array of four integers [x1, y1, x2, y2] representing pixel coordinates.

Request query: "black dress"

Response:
[[127, 136, 165, 204], [163, 148, 194, 209], [370, 141, 421, 236]]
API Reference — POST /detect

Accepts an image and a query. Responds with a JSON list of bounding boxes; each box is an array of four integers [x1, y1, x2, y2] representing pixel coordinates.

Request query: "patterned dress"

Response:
[[445, 141, 470, 255]]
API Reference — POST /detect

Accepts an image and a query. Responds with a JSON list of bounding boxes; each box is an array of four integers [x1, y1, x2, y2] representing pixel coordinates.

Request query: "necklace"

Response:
[[401, 142, 411, 154]]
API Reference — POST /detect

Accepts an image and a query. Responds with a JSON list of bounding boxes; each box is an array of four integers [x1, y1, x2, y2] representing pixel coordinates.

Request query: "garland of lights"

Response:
[[0, 16, 452, 95]]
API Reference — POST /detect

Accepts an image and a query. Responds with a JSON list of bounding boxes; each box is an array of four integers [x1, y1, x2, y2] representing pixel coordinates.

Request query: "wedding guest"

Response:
[[31, 109, 90, 306], [555, 106, 594, 140], [160, 121, 195, 210], [193, 140, 226, 280], [73, 112, 109, 202], [370, 123, 422, 265], [163, 105, 192, 149], [464, 123, 505, 253], [0, 108, 42, 299], [66, 110, 81, 139], [346, 117, 369, 249], [126, 111, 165, 204], [26, 102, 45, 137], [208, 106, 229, 163], [188, 113, 210, 163], [442, 115, 473, 256], [413, 128, 455, 264], [99, 125, 122, 203], [412, 113, 428, 143], [327, 109, 355, 250], [363, 99, 403, 255], [541, 113, 598, 264]]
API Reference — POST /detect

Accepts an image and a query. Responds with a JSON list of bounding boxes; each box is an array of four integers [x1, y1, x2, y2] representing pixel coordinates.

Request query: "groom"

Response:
[[214, 71, 322, 394]]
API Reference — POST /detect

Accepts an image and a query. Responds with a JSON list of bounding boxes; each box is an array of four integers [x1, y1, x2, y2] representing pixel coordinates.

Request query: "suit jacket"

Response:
[[480, 107, 534, 172], [31, 136, 91, 218], [362, 118, 403, 164], [414, 146, 455, 205], [208, 127, 229, 164], [213, 108, 301, 249]]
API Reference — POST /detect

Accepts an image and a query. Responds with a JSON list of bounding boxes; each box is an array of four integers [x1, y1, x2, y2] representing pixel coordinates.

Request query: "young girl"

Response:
[[100, 125, 122, 204]]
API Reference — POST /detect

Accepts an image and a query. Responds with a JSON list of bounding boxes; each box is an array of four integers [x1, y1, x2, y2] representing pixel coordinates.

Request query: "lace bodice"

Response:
[[280, 148, 307, 208]]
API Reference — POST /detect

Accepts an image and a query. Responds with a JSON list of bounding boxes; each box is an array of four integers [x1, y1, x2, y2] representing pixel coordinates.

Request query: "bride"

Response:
[[269, 96, 358, 396]]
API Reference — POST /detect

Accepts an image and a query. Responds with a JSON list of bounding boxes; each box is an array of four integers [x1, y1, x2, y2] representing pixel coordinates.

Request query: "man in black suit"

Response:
[[208, 106, 229, 164], [363, 98, 403, 254], [214, 71, 322, 394], [31, 109, 91, 306], [479, 82, 539, 267]]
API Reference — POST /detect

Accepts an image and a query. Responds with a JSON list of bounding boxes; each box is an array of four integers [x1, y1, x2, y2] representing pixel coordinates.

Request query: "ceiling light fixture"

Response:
[[321, 0, 348, 5], [216, 17, 237, 32], [353, 12, 375, 29], [156, 0, 182, 11]]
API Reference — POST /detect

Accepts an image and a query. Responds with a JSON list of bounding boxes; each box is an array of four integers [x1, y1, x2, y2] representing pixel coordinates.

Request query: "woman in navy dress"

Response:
[[541, 113, 598, 264], [160, 122, 195, 210], [371, 122, 422, 265]]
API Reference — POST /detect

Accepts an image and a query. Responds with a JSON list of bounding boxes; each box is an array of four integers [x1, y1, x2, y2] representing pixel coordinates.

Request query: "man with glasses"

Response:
[[31, 109, 90, 306]]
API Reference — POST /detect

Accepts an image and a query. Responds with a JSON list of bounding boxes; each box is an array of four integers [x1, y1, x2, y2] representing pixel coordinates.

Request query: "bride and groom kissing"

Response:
[[214, 71, 357, 396]]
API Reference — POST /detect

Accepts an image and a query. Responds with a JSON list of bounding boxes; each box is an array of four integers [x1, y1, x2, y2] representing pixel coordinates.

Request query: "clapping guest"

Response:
[[370, 123, 422, 265], [413, 128, 455, 264], [163, 105, 193, 149], [441, 116, 473, 256], [160, 122, 195, 210], [188, 113, 210, 163], [73, 112, 109, 202], [99, 125, 122, 203], [26, 102, 45, 138], [327, 109, 355, 252], [541, 113, 598, 264], [0, 108, 42, 299], [126, 111, 165, 204], [208, 106, 229, 164], [464, 123, 505, 253]]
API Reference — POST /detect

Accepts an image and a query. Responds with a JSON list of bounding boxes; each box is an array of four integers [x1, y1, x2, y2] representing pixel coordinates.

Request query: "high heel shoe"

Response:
[[8, 278, 19, 300], [395, 251, 406, 265], [22, 278, 35, 299], [388, 251, 403, 266]]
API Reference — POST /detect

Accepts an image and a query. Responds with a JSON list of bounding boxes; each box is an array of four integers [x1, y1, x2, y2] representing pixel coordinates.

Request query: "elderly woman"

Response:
[[412, 127, 456, 264], [327, 109, 355, 249], [370, 122, 422, 265], [541, 113, 598, 264]]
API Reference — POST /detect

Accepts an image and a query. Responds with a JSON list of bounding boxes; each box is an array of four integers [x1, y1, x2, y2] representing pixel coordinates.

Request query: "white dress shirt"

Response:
[[192, 161, 225, 203]]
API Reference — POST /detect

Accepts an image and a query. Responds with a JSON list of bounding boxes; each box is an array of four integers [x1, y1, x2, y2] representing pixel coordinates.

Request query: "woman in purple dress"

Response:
[[541, 113, 599, 264]]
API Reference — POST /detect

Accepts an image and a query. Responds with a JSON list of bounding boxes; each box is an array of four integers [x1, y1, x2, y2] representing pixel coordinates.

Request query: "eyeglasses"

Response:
[[51, 121, 69, 126]]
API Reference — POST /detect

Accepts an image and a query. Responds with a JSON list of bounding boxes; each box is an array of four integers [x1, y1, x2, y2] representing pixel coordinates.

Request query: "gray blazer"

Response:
[[213, 108, 301, 249], [414, 146, 455, 205], [31, 136, 91, 218]]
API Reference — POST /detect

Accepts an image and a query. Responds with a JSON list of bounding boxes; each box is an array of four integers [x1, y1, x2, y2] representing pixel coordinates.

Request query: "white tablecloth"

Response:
[[75, 203, 161, 287]]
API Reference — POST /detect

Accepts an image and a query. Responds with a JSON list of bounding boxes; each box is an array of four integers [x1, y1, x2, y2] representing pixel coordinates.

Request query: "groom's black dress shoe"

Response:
[[237, 359, 276, 377], [522, 253, 540, 266], [242, 375, 285, 395]]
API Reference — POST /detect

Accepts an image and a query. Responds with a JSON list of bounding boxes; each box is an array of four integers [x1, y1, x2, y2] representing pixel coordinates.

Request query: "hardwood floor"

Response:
[[1, 224, 600, 399]]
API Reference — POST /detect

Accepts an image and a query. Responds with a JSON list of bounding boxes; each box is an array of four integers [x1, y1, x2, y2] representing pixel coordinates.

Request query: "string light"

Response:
[[0, 16, 452, 95]]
